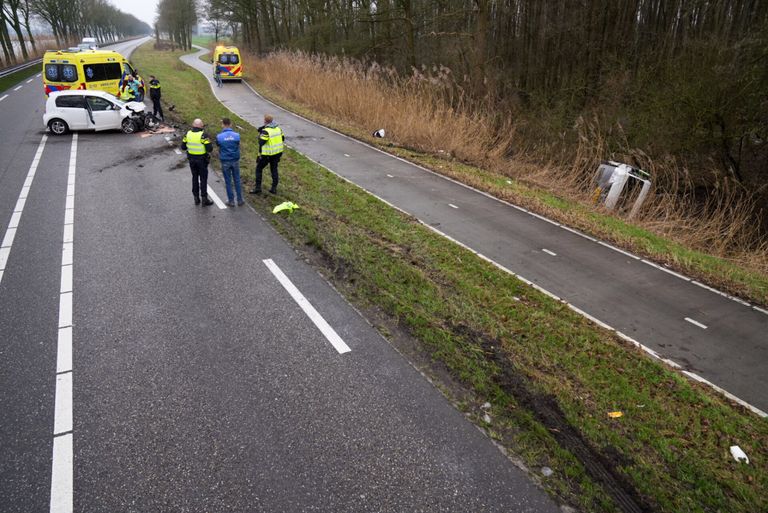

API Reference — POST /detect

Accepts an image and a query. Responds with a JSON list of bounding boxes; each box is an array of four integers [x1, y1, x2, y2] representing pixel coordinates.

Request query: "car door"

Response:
[[54, 95, 88, 130], [86, 95, 121, 131]]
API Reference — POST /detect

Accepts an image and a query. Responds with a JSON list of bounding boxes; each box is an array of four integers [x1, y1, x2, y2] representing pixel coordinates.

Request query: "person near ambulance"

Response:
[[181, 119, 214, 206], [250, 115, 284, 195], [148, 75, 163, 121], [216, 118, 244, 207]]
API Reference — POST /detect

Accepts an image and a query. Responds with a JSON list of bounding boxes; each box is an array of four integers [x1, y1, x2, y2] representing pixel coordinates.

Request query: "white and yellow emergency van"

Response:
[[42, 48, 143, 100], [213, 45, 243, 81]]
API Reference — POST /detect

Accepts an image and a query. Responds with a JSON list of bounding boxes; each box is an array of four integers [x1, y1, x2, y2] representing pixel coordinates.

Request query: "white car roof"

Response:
[[49, 90, 120, 101]]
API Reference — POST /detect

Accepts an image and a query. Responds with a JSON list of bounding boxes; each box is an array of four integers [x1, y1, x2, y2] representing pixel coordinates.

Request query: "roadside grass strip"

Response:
[[0, 63, 40, 94], [133, 43, 768, 513]]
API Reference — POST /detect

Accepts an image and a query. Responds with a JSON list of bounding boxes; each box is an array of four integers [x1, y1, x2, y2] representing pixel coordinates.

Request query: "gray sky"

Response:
[[111, 0, 159, 27]]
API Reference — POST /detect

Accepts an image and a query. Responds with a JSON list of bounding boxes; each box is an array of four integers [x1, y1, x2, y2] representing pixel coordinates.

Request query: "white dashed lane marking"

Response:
[[0, 94, 8, 102], [263, 258, 351, 354], [26, 78, 34, 83], [386, 174, 394, 178], [344, 153, 350, 157], [542, 248, 557, 256], [13, 85, 22, 91], [684, 317, 708, 329], [448, 203, 458, 209]]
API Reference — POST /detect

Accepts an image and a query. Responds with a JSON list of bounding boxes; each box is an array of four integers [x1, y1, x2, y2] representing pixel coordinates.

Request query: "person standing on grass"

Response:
[[216, 118, 244, 207], [148, 75, 163, 121], [250, 115, 284, 195], [181, 119, 214, 206]]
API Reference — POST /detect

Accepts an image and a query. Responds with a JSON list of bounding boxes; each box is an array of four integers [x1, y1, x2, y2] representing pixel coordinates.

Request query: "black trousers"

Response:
[[189, 157, 209, 199], [151, 96, 163, 119], [255, 153, 281, 192]]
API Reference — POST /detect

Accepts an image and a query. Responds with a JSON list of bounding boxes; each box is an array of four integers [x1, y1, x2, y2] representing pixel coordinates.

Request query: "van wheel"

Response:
[[121, 118, 137, 134], [48, 119, 69, 135]]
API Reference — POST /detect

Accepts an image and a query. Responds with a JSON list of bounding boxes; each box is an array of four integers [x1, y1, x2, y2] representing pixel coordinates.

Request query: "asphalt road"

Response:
[[180, 48, 768, 416], [0, 39, 560, 511]]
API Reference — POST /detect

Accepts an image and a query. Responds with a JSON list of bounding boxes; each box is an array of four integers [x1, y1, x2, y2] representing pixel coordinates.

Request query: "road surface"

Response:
[[0, 38, 560, 512]]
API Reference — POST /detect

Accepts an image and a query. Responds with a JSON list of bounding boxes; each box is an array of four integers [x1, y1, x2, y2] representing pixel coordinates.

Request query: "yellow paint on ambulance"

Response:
[[213, 46, 243, 81], [42, 48, 143, 99]]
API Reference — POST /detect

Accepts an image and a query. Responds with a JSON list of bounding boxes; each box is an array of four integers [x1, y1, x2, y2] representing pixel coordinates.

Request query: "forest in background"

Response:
[[0, 0, 150, 65]]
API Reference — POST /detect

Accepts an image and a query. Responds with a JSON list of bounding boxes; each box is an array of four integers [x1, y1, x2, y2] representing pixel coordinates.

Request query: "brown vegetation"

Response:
[[244, 50, 768, 275]]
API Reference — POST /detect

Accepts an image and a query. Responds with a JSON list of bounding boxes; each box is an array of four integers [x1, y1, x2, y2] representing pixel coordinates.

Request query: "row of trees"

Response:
[[0, 0, 150, 66], [155, 0, 197, 50], [202, 0, 767, 197]]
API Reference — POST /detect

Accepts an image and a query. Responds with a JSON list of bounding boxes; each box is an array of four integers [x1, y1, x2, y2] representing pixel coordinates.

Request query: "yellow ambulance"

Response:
[[213, 46, 243, 81], [42, 48, 143, 100]]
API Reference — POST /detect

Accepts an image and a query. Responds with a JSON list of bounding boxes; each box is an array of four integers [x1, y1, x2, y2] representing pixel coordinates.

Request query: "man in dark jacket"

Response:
[[148, 75, 163, 121], [181, 118, 214, 206], [216, 118, 243, 206]]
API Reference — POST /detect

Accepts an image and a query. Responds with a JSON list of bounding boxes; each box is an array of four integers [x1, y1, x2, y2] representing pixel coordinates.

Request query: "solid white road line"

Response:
[[542, 248, 557, 256], [263, 258, 351, 354], [448, 203, 459, 209], [50, 134, 77, 513], [207, 187, 227, 209], [0, 94, 7, 101], [0, 135, 47, 286], [14, 85, 22, 91], [682, 371, 767, 417], [684, 317, 708, 329]]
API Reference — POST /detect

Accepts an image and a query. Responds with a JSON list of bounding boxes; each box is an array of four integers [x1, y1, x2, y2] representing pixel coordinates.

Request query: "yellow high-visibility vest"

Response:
[[260, 126, 284, 156], [184, 130, 207, 155]]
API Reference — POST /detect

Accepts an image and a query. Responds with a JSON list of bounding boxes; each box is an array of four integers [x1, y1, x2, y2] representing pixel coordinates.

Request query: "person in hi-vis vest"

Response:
[[181, 119, 214, 206], [250, 114, 284, 195]]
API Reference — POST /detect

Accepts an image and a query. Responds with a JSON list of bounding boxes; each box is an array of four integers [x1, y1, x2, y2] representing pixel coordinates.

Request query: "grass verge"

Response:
[[133, 42, 768, 513], [0, 63, 40, 94]]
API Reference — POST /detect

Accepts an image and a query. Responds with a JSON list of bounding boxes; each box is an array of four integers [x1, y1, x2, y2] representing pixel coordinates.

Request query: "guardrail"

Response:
[[0, 58, 42, 79], [0, 36, 148, 80]]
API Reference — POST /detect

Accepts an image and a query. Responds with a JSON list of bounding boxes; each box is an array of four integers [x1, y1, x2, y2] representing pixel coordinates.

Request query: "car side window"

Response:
[[86, 96, 113, 111], [122, 62, 134, 77], [55, 96, 85, 108], [85, 63, 122, 82]]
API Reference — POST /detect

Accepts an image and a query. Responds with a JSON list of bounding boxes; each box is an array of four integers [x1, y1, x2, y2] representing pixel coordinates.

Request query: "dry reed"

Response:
[[244, 50, 768, 275]]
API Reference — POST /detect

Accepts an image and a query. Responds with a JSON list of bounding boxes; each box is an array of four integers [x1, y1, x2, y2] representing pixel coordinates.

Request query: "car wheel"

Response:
[[121, 118, 136, 134], [48, 119, 69, 135]]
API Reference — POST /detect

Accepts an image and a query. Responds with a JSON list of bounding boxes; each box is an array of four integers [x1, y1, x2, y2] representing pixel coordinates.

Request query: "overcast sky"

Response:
[[111, 0, 159, 27]]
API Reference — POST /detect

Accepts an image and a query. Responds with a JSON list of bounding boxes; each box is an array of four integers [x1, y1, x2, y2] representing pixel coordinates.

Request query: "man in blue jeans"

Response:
[[216, 118, 243, 207]]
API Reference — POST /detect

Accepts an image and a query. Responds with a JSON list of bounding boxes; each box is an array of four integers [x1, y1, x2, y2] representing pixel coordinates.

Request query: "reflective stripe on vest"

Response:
[[184, 130, 206, 155], [150, 83, 161, 89], [260, 126, 284, 156]]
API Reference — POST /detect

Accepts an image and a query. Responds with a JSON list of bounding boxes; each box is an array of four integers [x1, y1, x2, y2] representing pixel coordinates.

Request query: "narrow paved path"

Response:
[[182, 46, 768, 416]]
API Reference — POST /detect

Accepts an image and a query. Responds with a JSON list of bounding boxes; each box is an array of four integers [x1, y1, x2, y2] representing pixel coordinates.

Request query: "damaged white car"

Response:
[[44, 90, 159, 135]]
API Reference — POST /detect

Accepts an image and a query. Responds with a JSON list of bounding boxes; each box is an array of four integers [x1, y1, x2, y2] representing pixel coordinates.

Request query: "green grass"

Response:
[[241, 77, 768, 307], [133, 42, 768, 513], [191, 35, 233, 48], [0, 63, 40, 94]]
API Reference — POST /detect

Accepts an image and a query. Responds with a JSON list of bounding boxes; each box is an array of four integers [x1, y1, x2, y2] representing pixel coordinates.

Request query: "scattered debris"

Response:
[[372, 128, 386, 138], [607, 411, 623, 418], [506, 180, 512, 184], [730, 445, 749, 464], [272, 201, 300, 214], [541, 466, 553, 477], [483, 413, 492, 424], [481, 402, 492, 410]]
